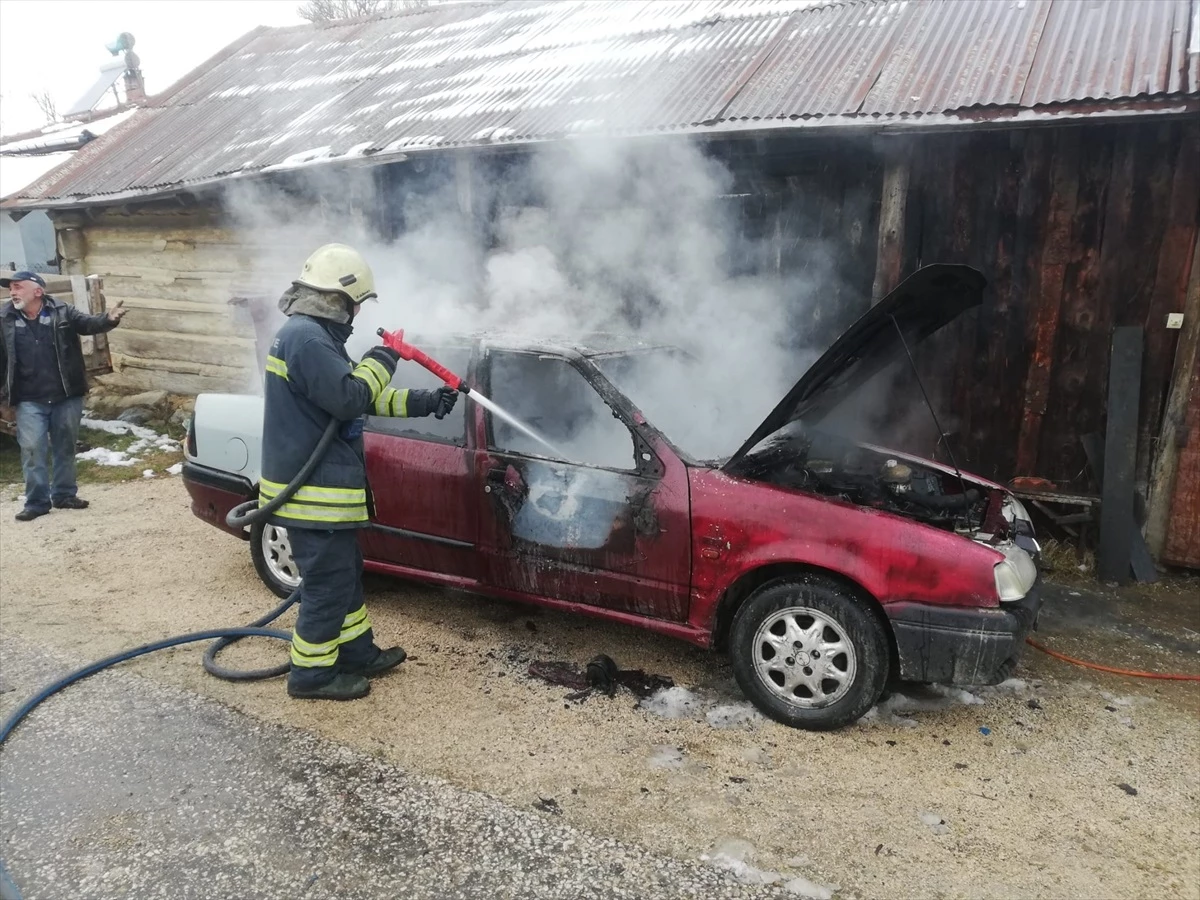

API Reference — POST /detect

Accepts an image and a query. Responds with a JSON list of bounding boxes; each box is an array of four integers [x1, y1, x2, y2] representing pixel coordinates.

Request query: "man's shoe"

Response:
[[344, 646, 407, 678], [52, 497, 89, 510], [14, 508, 49, 522], [287, 672, 370, 701]]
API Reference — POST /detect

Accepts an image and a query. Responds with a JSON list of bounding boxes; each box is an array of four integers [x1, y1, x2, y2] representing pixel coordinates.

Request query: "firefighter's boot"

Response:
[[287, 672, 370, 701], [345, 646, 407, 678]]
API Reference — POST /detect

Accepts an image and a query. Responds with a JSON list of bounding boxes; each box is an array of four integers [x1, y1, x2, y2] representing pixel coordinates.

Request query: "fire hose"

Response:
[[0, 332, 471, 900]]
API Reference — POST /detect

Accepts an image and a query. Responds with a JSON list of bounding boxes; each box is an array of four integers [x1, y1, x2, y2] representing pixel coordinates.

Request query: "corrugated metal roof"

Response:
[[7, 0, 1197, 206], [1023, 0, 1191, 104]]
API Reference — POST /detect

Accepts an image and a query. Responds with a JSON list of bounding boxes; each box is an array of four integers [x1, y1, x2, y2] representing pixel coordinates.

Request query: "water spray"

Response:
[[376, 328, 564, 458]]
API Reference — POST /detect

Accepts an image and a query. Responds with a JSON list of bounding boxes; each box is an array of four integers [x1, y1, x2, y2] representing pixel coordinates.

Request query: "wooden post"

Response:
[[872, 148, 910, 304], [1146, 235, 1200, 558], [68, 274, 93, 357], [87, 275, 110, 359], [1097, 326, 1144, 583]]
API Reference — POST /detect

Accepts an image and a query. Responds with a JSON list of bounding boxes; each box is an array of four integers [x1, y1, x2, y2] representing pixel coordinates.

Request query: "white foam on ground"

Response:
[[1101, 692, 1153, 708], [919, 810, 951, 835], [640, 686, 704, 719], [648, 746, 685, 769], [702, 839, 836, 897], [783, 875, 836, 899], [860, 696, 919, 728], [862, 682, 998, 728], [928, 685, 985, 706], [641, 688, 764, 730], [702, 839, 780, 886], [706, 703, 766, 730]]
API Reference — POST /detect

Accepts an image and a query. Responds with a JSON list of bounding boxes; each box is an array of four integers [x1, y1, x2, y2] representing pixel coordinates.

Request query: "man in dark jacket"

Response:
[[1, 271, 127, 521], [263, 244, 457, 701]]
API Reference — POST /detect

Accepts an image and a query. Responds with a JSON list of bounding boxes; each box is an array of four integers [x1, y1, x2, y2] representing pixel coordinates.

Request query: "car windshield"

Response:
[[594, 348, 782, 463]]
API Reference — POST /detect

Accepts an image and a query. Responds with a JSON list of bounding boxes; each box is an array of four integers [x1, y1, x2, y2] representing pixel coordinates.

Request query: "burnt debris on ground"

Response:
[[527, 653, 675, 702]]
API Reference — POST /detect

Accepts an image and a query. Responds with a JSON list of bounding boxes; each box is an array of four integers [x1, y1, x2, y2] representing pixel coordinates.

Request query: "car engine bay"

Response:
[[733, 429, 995, 534]]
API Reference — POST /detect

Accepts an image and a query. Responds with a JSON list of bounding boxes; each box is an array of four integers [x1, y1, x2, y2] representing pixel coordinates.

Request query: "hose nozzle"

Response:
[[376, 328, 468, 393]]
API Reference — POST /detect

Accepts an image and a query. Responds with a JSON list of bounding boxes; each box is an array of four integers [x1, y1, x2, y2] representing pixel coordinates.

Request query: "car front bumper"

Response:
[[886, 580, 1043, 685]]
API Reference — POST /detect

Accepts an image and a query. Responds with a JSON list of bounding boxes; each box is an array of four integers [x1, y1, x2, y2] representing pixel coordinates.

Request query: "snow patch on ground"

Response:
[[77, 447, 139, 467], [77, 417, 180, 468], [166, 463, 183, 476]]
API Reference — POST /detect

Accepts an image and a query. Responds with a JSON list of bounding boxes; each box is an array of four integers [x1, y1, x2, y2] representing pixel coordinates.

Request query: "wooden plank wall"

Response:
[[1162, 363, 1200, 567], [53, 205, 284, 395], [899, 120, 1200, 489], [723, 151, 882, 352]]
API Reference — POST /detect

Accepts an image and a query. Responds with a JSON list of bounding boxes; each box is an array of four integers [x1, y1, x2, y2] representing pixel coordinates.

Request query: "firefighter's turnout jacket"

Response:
[[260, 312, 417, 529]]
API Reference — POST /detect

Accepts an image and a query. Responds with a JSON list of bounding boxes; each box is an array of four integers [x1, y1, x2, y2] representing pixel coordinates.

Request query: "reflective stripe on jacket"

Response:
[[259, 313, 414, 530]]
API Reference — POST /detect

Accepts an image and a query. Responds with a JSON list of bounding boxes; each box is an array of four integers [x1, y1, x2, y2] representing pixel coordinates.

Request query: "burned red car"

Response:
[[183, 265, 1041, 729]]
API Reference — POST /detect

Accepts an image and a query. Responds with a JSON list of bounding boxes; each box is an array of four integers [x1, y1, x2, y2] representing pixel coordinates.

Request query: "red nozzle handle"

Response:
[[376, 328, 467, 392]]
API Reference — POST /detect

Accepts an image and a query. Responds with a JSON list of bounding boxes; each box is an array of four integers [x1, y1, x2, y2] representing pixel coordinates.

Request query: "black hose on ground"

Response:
[[202, 589, 299, 680]]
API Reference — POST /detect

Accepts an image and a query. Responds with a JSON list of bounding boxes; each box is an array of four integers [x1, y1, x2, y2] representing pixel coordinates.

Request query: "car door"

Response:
[[472, 348, 691, 621], [362, 343, 479, 583]]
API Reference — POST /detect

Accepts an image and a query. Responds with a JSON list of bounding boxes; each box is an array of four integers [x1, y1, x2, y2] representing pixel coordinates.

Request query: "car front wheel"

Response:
[[730, 574, 889, 730], [250, 521, 302, 598]]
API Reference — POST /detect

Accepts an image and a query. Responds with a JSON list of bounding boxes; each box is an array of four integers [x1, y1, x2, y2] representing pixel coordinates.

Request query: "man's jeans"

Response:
[[15, 397, 84, 513]]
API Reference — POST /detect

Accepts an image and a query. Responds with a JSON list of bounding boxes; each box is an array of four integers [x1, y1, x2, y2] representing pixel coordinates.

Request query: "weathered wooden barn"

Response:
[[3, 0, 1198, 565]]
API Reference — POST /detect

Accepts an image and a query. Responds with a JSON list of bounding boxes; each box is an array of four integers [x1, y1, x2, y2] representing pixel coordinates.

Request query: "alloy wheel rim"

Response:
[[751, 606, 857, 709]]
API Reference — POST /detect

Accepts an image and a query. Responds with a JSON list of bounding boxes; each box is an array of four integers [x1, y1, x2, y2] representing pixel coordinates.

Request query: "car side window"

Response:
[[487, 351, 635, 470], [365, 347, 470, 445]]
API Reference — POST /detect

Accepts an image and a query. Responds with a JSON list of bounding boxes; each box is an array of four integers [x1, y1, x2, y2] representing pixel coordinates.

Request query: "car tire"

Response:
[[250, 520, 302, 599], [729, 574, 889, 730]]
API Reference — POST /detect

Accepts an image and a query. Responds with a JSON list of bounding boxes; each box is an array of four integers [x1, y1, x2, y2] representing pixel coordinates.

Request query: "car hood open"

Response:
[[723, 264, 987, 470]]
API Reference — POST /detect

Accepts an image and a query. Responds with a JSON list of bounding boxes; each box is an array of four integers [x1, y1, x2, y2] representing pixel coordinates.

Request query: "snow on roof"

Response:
[[5, 0, 1197, 207]]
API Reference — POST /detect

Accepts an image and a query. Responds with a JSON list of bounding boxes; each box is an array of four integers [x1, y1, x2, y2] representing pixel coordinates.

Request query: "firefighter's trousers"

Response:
[[286, 527, 376, 690]]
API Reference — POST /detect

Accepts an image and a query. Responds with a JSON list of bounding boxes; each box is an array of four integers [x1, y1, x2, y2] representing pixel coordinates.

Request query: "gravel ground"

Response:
[[1, 478, 1198, 899], [0, 640, 798, 900]]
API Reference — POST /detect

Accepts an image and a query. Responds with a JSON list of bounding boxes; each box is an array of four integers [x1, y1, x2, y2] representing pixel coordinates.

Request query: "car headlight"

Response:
[[1003, 495, 1041, 554], [994, 544, 1038, 602], [1009, 497, 1031, 521]]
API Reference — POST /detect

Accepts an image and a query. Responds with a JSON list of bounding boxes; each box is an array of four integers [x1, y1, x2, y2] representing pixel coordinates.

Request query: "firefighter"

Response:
[[262, 243, 457, 701]]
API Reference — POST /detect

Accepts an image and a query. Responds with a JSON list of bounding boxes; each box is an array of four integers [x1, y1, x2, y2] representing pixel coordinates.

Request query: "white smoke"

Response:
[[222, 137, 844, 463]]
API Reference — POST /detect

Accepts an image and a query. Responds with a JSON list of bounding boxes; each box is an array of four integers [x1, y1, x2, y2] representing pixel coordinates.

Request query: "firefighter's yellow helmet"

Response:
[[293, 243, 377, 304]]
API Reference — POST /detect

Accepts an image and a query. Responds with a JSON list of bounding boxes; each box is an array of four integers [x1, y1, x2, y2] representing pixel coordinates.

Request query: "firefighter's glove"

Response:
[[361, 345, 400, 379], [409, 386, 459, 419]]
